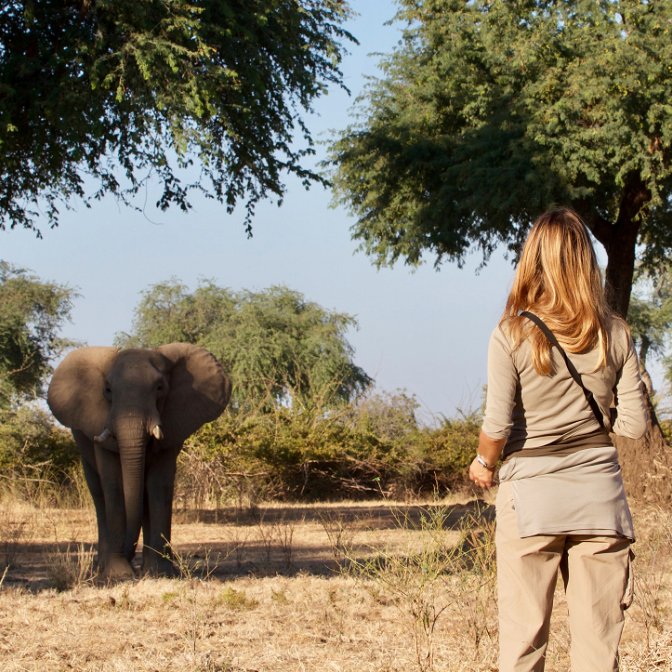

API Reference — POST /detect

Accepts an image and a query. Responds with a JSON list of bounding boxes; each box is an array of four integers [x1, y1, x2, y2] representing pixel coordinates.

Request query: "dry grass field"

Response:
[[0, 491, 670, 672]]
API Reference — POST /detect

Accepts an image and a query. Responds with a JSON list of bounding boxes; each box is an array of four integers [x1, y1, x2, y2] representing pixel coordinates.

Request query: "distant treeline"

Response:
[[1, 272, 481, 503], [0, 391, 480, 504]]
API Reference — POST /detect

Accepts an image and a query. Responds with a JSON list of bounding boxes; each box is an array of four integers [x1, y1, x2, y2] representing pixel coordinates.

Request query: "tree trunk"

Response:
[[579, 188, 672, 503], [603, 230, 638, 318], [580, 177, 648, 317], [592, 210, 638, 318]]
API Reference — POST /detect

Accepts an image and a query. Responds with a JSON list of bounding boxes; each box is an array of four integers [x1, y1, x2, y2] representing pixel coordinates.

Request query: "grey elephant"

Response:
[[47, 343, 231, 580]]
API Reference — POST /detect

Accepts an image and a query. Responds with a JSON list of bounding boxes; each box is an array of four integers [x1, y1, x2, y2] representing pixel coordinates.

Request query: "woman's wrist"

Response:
[[476, 431, 506, 471], [475, 454, 497, 471]]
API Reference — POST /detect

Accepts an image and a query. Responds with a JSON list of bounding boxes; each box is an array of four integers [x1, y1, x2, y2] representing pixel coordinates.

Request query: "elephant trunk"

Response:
[[113, 415, 148, 560]]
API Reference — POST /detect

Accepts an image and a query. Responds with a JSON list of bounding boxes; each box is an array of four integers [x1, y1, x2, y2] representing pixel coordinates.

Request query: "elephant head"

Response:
[[47, 343, 231, 566]]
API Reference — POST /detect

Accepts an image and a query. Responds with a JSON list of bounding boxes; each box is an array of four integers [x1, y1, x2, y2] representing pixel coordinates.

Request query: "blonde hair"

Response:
[[503, 207, 613, 375]]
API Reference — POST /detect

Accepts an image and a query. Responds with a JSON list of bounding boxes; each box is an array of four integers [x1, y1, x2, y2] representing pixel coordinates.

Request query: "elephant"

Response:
[[47, 343, 231, 580]]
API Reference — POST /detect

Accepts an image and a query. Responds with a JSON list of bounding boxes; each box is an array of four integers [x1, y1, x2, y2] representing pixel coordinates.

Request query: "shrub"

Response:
[[181, 395, 480, 504], [0, 392, 480, 506], [0, 405, 77, 473]]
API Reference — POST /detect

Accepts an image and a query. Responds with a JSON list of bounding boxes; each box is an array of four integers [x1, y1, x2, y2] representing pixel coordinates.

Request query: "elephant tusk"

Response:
[[94, 427, 113, 443], [152, 425, 164, 441]]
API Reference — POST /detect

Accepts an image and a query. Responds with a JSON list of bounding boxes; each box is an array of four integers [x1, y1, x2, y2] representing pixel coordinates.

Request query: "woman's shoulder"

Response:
[[606, 315, 635, 364], [491, 317, 512, 340], [492, 315, 529, 342], [607, 315, 632, 344], [489, 317, 520, 355]]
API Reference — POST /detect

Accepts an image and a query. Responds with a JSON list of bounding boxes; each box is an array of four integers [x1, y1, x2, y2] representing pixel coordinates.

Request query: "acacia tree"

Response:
[[329, 0, 672, 317], [0, 0, 354, 234], [0, 261, 74, 406], [116, 280, 372, 410]]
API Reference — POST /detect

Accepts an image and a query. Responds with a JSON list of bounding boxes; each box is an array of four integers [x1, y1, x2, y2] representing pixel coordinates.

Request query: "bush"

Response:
[[181, 403, 390, 503], [0, 405, 77, 474], [0, 404, 82, 504], [0, 393, 480, 507], [180, 393, 480, 504]]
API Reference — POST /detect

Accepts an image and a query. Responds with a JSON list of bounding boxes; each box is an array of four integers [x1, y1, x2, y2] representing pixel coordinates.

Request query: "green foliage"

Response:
[[660, 419, 672, 444], [422, 414, 481, 479], [0, 263, 77, 492], [628, 263, 672, 388], [116, 280, 373, 411], [329, 0, 672, 315], [0, 392, 477, 503], [183, 399, 385, 501], [0, 404, 78, 474], [0, 0, 355, 234], [180, 393, 480, 502], [0, 261, 74, 406], [349, 389, 420, 443]]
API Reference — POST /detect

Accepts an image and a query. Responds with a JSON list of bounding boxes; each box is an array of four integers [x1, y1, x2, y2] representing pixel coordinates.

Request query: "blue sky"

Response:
[[1, 2, 526, 423]]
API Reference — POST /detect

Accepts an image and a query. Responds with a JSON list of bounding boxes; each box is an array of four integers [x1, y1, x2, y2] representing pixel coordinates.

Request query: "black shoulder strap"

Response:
[[520, 310, 606, 429]]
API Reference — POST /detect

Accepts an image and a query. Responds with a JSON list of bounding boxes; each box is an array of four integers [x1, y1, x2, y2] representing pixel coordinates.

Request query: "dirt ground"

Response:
[[0, 494, 670, 671]]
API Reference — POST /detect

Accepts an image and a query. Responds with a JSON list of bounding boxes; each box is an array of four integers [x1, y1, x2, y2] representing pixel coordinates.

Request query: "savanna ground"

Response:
[[0, 489, 670, 672]]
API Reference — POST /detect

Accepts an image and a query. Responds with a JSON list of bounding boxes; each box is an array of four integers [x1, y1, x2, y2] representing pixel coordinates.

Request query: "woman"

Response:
[[469, 207, 647, 672]]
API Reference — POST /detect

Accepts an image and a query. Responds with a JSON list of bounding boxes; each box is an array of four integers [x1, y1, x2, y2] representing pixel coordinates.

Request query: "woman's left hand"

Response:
[[469, 457, 496, 489]]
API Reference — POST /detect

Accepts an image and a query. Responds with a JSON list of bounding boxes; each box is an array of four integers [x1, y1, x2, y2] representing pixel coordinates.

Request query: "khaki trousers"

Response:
[[496, 486, 633, 672]]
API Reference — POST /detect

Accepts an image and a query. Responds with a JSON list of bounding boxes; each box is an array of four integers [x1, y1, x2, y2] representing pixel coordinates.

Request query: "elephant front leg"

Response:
[[142, 449, 179, 577], [73, 431, 115, 578], [94, 444, 136, 581], [81, 457, 110, 568]]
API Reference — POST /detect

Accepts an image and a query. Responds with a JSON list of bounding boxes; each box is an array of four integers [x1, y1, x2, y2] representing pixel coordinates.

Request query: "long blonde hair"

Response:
[[503, 207, 613, 375]]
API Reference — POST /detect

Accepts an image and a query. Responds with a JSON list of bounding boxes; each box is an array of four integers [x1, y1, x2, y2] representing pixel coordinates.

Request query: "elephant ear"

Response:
[[47, 347, 119, 439], [157, 343, 232, 449]]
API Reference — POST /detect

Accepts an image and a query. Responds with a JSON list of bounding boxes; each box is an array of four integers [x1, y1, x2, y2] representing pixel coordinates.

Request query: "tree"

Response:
[[628, 264, 672, 397], [0, 0, 355, 235], [0, 261, 74, 406], [351, 390, 420, 444], [116, 280, 372, 410], [329, 0, 672, 317]]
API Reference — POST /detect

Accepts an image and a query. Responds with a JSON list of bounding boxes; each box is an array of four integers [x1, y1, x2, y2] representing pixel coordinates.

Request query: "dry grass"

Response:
[[0, 491, 670, 672]]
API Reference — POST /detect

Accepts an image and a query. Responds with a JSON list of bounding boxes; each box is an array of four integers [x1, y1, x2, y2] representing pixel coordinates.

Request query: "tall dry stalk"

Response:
[[320, 511, 357, 562], [629, 506, 672, 649], [253, 512, 296, 571], [345, 504, 498, 672], [45, 542, 97, 590]]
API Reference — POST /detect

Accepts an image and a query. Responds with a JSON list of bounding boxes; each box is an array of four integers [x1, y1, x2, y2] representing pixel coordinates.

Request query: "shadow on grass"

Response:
[[1, 499, 495, 591], [175, 499, 494, 527]]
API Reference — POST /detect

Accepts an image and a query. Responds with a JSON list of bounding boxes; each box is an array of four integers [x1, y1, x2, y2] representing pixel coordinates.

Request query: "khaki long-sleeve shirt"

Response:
[[482, 318, 647, 456], [483, 317, 646, 539]]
